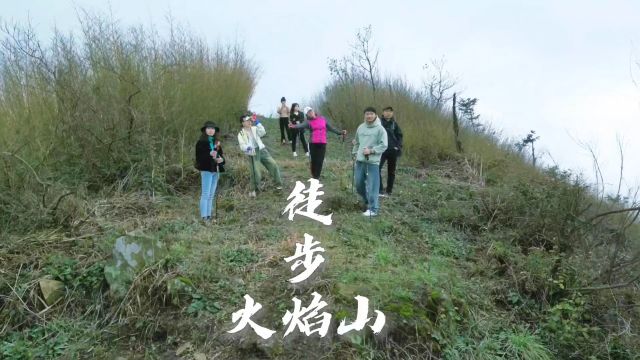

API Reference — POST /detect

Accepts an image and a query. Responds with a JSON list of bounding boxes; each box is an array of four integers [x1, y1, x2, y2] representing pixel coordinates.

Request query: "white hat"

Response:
[[303, 106, 313, 114]]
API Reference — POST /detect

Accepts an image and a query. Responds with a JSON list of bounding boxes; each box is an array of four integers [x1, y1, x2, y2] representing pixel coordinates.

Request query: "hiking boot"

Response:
[[362, 210, 378, 217]]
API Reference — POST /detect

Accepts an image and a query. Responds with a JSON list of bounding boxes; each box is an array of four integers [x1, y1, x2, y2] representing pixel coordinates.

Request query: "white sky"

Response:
[[3, 0, 640, 197]]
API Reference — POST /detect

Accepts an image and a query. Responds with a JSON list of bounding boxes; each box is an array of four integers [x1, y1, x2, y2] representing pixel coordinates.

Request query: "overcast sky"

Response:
[[4, 0, 640, 197]]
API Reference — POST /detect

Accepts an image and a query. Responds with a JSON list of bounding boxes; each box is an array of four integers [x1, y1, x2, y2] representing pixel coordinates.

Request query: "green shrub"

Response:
[[476, 170, 590, 251], [541, 295, 601, 358]]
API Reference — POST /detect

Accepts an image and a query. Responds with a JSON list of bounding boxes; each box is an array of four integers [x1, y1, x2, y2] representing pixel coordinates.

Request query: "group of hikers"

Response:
[[194, 97, 403, 223]]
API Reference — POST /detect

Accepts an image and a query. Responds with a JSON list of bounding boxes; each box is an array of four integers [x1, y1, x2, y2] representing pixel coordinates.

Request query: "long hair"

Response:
[[199, 129, 218, 150], [199, 130, 214, 142], [291, 102, 299, 113]]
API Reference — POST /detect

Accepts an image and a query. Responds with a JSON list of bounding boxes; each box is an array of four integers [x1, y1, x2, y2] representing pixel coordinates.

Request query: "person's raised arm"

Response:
[[326, 120, 344, 136], [255, 122, 267, 137], [289, 119, 311, 130]]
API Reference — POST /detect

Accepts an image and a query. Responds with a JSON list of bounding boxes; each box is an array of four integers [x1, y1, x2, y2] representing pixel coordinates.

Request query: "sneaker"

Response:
[[305, 152, 310, 157], [276, 186, 283, 190], [362, 210, 378, 217], [249, 191, 257, 197], [378, 193, 386, 198], [293, 151, 298, 157], [281, 140, 286, 145]]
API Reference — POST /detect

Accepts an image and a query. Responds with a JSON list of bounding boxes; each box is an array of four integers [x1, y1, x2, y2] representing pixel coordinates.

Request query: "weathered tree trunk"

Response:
[[452, 93, 463, 153]]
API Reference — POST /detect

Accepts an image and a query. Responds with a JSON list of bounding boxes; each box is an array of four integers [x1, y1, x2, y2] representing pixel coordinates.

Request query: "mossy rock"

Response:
[[104, 235, 167, 298]]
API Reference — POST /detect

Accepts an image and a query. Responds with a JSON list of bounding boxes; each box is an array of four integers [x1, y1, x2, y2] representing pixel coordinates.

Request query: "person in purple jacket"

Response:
[[289, 107, 346, 179]]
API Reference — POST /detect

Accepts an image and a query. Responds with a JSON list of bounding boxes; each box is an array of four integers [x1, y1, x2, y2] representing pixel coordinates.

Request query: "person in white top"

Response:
[[237, 112, 283, 197], [276, 96, 291, 145]]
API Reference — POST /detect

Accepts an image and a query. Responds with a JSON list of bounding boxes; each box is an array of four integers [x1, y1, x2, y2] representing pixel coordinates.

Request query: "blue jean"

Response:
[[200, 171, 219, 218], [354, 161, 380, 213]]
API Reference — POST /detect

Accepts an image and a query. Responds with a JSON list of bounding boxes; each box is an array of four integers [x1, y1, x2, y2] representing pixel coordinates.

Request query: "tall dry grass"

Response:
[[0, 13, 257, 232], [317, 77, 537, 183]]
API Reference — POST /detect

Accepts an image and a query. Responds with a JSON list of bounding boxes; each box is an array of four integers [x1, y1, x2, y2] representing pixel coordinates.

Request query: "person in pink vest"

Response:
[[289, 107, 346, 179]]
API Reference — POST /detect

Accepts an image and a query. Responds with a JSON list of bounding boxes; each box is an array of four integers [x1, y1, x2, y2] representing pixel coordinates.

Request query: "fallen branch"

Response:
[[588, 206, 640, 222], [48, 191, 76, 216], [568, 273, 640, 292]]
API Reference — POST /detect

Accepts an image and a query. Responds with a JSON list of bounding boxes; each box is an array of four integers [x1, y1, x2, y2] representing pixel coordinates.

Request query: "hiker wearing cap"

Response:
[[289, 103, 309, 158], [277, 97, 291, 145], [378, 106, 403, 197], [195, 121, 226, 223], [289, 107, 346, 179], [237, 112, 283, 197], [352, 107, 388, 217]]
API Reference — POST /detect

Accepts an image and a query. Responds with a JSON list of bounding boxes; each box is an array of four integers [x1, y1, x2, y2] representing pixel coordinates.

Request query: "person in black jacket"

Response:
[[289, 103, 309, 157], [379, 106, 403, 196], [195, 121, 226, 222]]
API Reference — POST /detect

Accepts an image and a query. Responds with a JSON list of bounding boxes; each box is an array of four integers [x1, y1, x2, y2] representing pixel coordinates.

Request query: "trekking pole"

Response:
[[214, 188, 218, 220], [214, 164, 219, 221], [248, 149, 257, 195], [344, 132, 355, 194], [365, 147, 372, 221], [212, 141, 220, 221], [351, 156, 355, 194], [342, 132, 350, 192]]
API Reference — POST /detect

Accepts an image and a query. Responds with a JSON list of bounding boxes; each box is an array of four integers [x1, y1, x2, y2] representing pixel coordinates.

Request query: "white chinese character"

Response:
[[337, 295, 386, 335], [282, 291, 332, 337], [227, 294, 276, 339], [283, 233, 325, 283], [282, 179, 333, 225]]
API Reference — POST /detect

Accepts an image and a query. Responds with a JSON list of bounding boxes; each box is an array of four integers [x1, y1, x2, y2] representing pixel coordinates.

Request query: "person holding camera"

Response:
[[379, 106, 403, 197], [289, 102, 309, 157], [195, 121, 226, 223], [289, 106, 346, 179], [237, 112, 283, 197], [352, 107, 388, 217]]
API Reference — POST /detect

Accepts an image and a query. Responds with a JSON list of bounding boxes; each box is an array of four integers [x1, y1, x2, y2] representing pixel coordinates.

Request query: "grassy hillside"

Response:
[[1, 15, 638, 360], [2, 118, 638, 359]]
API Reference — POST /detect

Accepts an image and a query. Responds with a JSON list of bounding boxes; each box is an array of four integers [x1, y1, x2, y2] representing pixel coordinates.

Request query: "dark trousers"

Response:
[[309, 143, 326, 179], [290, 129, 308, 153], [279, 117, 291, 142], [379, 149, 398, 194]]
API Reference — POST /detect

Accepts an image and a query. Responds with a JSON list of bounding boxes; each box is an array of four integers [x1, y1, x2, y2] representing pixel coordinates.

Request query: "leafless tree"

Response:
[[349, 25, 379, 94], [423, 56, 456, 111]]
